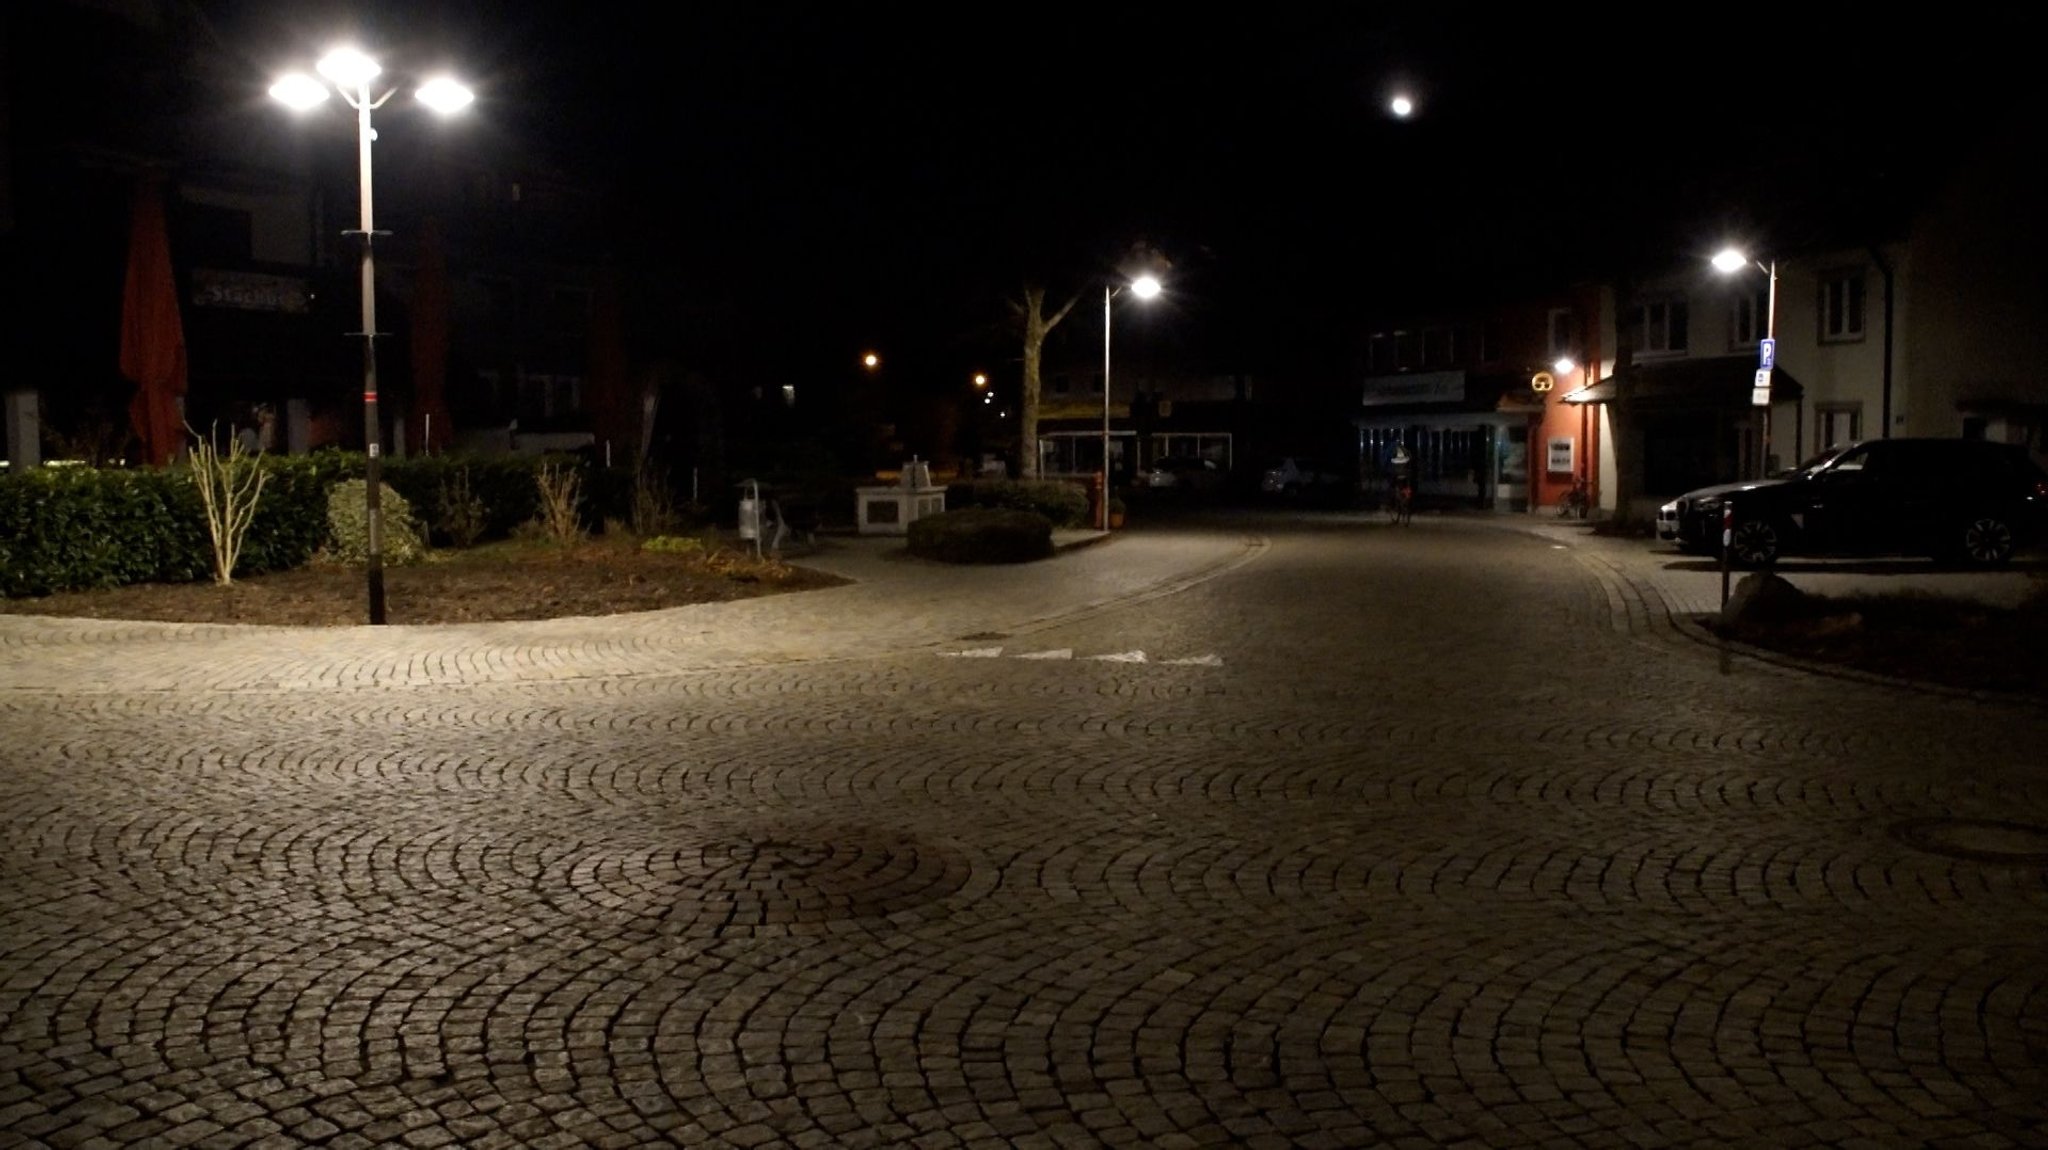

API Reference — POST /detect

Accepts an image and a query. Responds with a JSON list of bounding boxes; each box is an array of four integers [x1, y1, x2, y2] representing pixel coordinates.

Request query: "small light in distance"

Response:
[[1389, 95, 1414, 118]]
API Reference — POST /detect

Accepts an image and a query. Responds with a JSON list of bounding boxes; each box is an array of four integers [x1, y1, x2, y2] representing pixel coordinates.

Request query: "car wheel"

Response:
[[1960, 514, 2016, 566], [1728, 518, 1780, 567]]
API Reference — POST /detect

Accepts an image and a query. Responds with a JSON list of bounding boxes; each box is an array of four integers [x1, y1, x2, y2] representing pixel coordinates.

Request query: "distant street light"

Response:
[[863, 352, 881, 370], [1713, 247, 1779, 479], [1103, 273, 1162, 530], [1389, 95, 1415, 118], [272, 48, 473, 624]]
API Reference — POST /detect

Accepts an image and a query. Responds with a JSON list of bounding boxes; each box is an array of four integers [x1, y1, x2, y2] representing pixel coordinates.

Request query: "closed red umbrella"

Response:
[[119, 175, 188, 467], [409, 215, 451, 454]]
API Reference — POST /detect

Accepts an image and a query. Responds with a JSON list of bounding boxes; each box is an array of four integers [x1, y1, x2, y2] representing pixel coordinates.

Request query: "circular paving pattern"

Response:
[[4, 523, 2047, 1147]]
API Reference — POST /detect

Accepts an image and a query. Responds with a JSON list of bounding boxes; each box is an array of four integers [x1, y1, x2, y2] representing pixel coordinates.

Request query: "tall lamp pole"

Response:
[[272, 50, 473, 624], [1102, 274, 1162, 530], [1713, 248, 1778, 480]]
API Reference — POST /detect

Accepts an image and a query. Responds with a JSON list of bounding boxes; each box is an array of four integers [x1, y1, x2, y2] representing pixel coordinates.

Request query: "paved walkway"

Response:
[[4, 516, 2045, 1149]]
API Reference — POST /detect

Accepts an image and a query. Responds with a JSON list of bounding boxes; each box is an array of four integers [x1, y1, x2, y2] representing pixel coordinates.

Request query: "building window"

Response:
[[1815, 403, 1861, 452], [1389, 330, 1417, 370], [1730, 287, 1770, 347], [1422, 326, 1453, 368], [1547, 309, 1573, 360], [1631, 299, 1689, 355], [1367, 333, 1396, 374], [1819, 272, 1866, 342]]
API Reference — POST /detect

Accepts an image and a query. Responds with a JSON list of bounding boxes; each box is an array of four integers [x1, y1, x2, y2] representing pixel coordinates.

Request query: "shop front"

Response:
[[1354, 371, 1542, 511]]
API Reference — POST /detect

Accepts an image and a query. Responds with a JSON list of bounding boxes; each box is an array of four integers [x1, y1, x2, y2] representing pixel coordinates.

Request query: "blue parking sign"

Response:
[[1759, 338, 1776, 370]]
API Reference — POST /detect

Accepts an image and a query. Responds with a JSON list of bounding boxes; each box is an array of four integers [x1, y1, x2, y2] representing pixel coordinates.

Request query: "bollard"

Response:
[[1719, 505, 1733, 608]]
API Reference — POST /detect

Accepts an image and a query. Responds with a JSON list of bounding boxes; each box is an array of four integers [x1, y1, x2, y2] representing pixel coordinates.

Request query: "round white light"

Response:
[[1390, 95, 1414, 118], [268, 73, 330, 110], [1130, 275, 1162, 300], [316, 47, 382, 89], [1711, 248, 1748, 274], [1554, 357, 1576, 375], [416, 77, 475, 114]]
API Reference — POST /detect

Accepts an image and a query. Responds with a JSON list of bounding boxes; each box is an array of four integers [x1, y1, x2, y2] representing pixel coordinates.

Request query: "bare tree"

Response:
[[186, 423, 268, 586], [1009, 284, 1082, 479]]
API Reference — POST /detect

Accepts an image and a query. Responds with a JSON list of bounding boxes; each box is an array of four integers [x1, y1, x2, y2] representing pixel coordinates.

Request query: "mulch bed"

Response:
[[0, 536, 850, 627]]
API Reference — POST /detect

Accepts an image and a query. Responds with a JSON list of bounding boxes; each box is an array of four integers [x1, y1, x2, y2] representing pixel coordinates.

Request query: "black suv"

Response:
[[1656, 438, 2048, 566]]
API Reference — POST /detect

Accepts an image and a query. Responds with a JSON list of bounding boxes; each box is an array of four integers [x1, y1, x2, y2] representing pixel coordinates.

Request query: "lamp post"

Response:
[[272, 49, 473, 624], [1102, 274, 1162, 530], [1712, 248, 1778, 480]]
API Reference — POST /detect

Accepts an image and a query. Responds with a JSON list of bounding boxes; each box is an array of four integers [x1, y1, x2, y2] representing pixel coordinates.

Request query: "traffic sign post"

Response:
[[1758, 338, 1775, 371], [1752, 368, 1772, 408]]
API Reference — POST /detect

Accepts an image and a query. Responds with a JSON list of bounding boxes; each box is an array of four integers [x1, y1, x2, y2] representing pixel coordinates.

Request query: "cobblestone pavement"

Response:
[[3, 516, 2045, 1149]]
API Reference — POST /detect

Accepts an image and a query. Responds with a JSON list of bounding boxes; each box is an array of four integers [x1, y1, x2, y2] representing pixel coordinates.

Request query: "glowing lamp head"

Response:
[[1390, 95, 1415, 118], [316, 48, 382, 89], [1130, 275, 1162, 300], [268, 73, 330, 110], [1553, 357, 1576, 375], [416, 77, 475, 114], [1711, 248, 1749, 274]]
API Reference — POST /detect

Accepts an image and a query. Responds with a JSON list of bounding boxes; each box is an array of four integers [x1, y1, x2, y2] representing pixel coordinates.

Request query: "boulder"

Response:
[[1720, 571, 1808, 628]]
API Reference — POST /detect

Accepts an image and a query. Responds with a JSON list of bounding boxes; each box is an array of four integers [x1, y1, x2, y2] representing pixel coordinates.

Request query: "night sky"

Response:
[[186, 2, 2042, 386]]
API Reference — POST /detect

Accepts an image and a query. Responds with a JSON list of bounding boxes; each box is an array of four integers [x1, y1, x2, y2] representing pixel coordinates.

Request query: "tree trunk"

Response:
[[1014, 286, 1079, 481], [1607, 276, 1642, 523]]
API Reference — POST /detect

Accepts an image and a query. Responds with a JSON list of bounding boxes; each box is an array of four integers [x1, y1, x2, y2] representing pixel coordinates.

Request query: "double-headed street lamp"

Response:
[[1103, 274, 1162, 529], [1712, 247, 1778, 480], [271, 49, 474, 624]]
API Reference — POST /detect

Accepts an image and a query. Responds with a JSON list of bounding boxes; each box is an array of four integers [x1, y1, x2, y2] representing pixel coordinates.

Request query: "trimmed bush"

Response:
[[906, 507, 1054, 564], [324, 480, 427, 567], [945, 478, 1089, 528], [0, 466, 208, 596]]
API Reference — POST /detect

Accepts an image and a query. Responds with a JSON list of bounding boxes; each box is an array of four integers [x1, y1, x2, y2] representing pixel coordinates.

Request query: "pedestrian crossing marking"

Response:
[[937, 647, 1221, 666]]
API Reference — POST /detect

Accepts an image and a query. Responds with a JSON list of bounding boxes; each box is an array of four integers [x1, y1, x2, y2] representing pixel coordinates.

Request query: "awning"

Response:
[[1562, 355, 1803, 408]]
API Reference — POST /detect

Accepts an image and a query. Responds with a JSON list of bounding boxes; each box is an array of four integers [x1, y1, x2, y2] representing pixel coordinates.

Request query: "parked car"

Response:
[[1656, 437, 2048, 567], [1142, 456, 1226, 491], [1260, 456, 1347, 496]]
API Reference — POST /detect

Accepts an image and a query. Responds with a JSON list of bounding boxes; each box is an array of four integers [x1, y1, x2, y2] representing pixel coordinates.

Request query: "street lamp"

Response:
[[271, 48, 474, 624], [1103, 274, 1161, 529], [1712, 247, 1778, 480]]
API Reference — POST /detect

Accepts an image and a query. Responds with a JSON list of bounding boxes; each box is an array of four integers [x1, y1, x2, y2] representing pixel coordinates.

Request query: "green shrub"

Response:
[[945, 478, 1089, 527], [324, 479, 427, 567], [430, 467, 488, 548], [641, 534, 710, 555], [906, 507, 1054, 564], [0, 466, 208, 596]]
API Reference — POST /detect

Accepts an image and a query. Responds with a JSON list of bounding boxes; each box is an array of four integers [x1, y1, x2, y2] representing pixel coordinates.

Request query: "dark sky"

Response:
[[188, 2, 2042, 383]]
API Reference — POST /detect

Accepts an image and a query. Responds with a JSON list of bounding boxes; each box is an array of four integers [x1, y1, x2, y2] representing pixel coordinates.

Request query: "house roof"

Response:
[[1563, 355, 1803, 409]]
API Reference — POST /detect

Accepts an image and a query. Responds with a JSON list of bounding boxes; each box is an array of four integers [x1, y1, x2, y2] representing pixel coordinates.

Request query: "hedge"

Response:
[[943, 478, 1089, 527], [906, 507, 1054, 564], [1, 450, 639, 598]]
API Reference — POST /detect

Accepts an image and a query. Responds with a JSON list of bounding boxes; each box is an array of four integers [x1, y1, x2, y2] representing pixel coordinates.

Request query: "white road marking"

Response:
[[1016, 649, 1073, 660], [940, 648, 1005, 658], [1162, 654, 1223, 666], [1090, 651, 1149, 663]]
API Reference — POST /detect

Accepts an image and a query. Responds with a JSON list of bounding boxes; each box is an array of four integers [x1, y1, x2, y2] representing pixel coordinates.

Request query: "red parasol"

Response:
[[119, 175, 188, 467]]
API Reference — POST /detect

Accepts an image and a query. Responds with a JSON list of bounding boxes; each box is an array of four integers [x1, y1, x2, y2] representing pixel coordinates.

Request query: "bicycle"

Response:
[[1558, 475, 1590, 518], [1386, 479, 1414, 525]]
